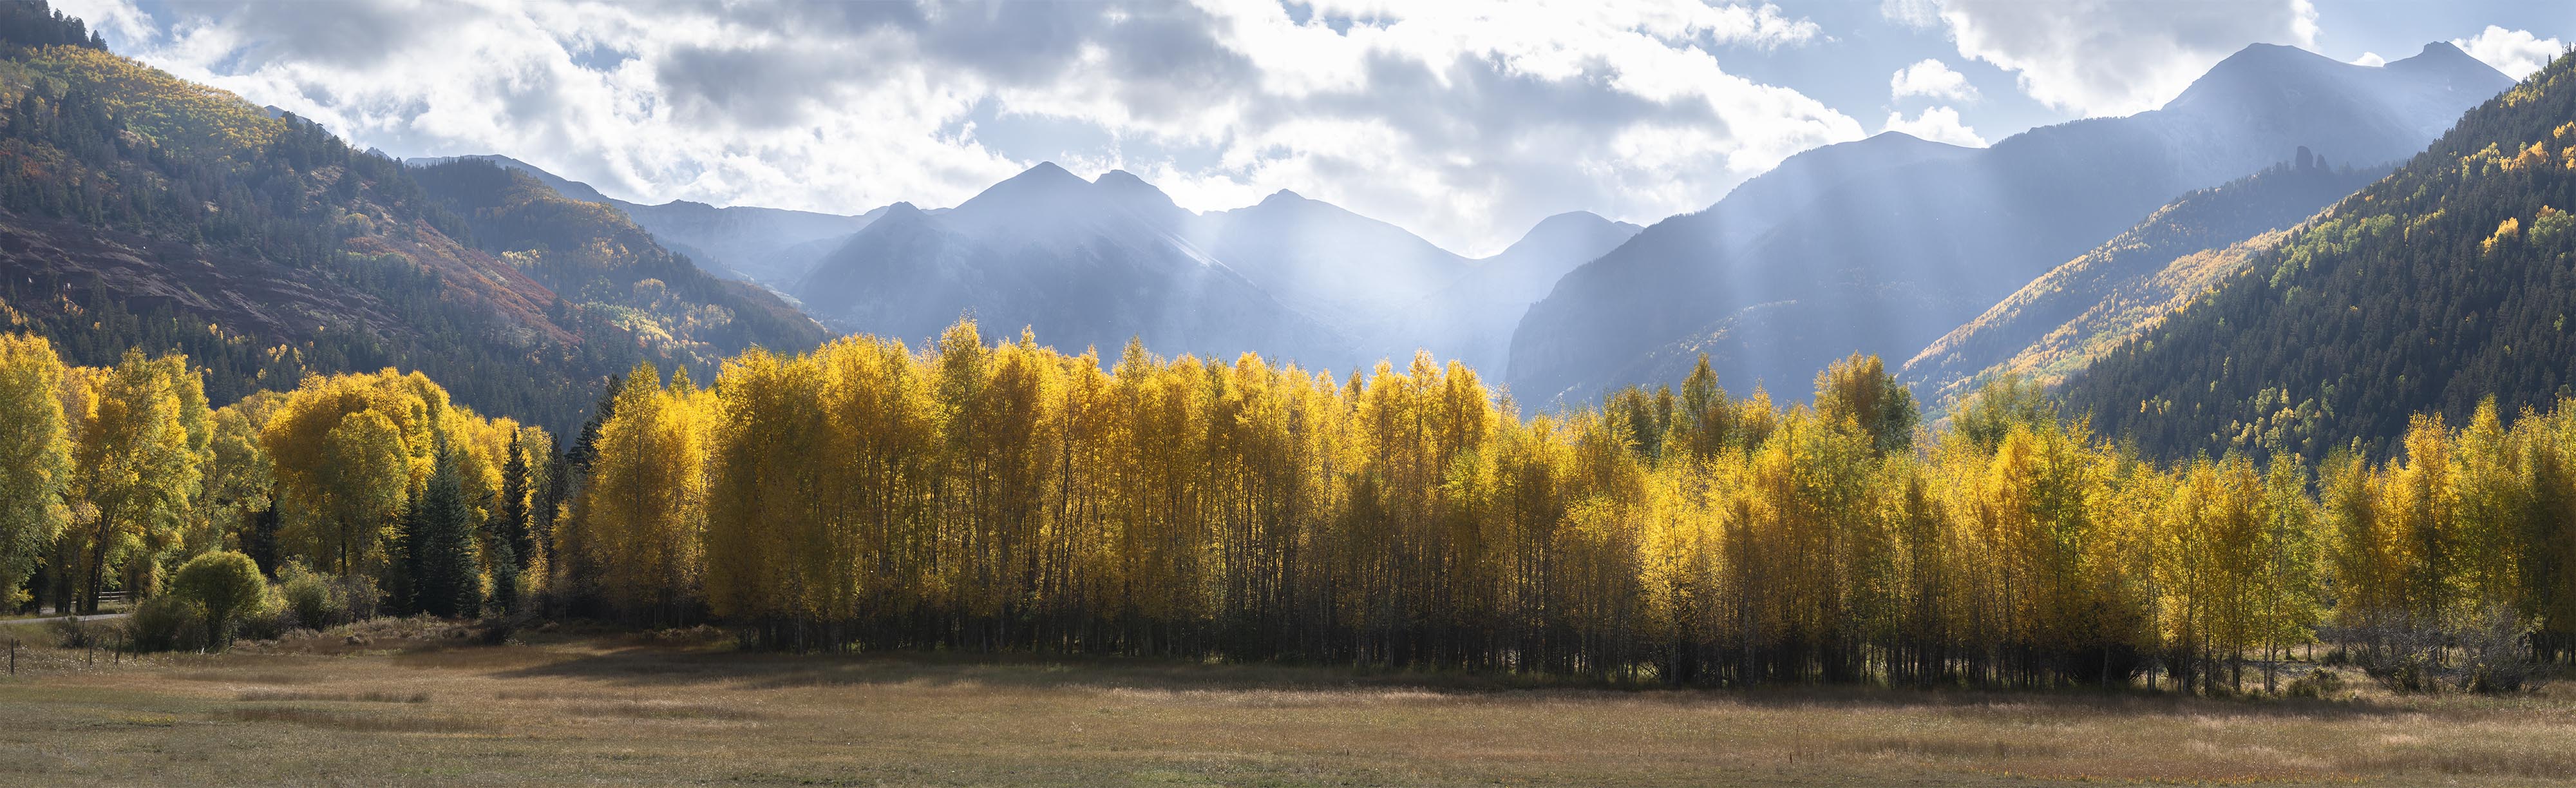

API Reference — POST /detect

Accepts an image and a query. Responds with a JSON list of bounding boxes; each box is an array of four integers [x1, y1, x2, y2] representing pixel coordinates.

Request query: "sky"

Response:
[[51, 0, 2573, 256]]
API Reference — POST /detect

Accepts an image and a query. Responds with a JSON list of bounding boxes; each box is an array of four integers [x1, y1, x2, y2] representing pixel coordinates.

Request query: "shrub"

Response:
[[2345, 606, 2550, 694], [48, 615, 100, 649], [169, 551, 268, 648], [278, 561, 348, 630], [126, 594, 209, 653], [2456, 605, 2547, 694], [2284, 668, 2343, 698], [234, 584, 291, 641]]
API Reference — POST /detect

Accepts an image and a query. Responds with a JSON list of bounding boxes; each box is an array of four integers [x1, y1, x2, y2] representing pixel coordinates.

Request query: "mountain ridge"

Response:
[[1506, 41, 2511, 405]]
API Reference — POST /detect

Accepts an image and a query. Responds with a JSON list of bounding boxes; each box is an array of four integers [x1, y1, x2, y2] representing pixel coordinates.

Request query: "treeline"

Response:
[[540, 322, 2573, 691], [7, 323, 2572, 692], [0, 334, 549, 624]]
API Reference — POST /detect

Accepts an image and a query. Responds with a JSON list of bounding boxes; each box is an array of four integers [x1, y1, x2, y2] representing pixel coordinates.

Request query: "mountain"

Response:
[[794, 164, 1630, 373], [796, 164, 1349, 364], [0, 21, 602, 431], [408, 154, 874, 287], [1508, 43, 2512, 405], [1903, 157, 2387, 411], [407, 159, 830, 366], [0, 11, 800, 434], [2064, 52, 2576, 461], [1184, 188, 1477, 352], [1368, 211, 1640, 376]]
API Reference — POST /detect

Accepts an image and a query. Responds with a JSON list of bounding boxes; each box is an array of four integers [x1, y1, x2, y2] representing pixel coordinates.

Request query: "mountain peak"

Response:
[[2387, 40, 2502, 79], [2414, 41, 2468, 58], [1092, 168, 1181, 207], [1486, 211, 1643, 264], [1261, 188, 1307, 205], [1007, 160, 1083, 186], [2198, 41, 2338, 77], [1093, 169, 1148, 187], [953, 161, 1097, 216]]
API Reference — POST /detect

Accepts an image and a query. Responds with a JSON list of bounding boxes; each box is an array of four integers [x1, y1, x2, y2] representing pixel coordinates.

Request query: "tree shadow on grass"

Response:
[[483, 640, 2440, 723]]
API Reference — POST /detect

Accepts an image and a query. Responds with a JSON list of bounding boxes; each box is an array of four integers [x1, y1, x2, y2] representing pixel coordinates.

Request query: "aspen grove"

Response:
[[5, 323, 2573, 692]]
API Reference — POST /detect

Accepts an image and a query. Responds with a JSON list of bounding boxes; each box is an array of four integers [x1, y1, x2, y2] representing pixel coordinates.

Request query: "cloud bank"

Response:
[[2452, 25, 2565, 79], [55, 0, 1868, 255], [1895, 0, 2319, 117]]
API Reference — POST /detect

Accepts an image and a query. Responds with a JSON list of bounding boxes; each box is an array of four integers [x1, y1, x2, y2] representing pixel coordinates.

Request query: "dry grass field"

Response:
[[4, 619, 2576, 787]]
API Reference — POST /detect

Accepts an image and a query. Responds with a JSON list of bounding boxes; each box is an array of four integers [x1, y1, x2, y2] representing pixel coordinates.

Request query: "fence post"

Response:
[[8, 637, 15, 675]]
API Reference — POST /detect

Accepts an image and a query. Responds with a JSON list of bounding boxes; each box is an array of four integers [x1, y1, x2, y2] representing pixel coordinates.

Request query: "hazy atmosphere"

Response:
[[55, 0, 2570, 253], [12, 1, 2576, 785]]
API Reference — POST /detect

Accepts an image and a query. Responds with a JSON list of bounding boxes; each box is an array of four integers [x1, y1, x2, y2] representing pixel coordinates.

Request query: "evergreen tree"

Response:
[[498, 434, 531, 570], [412, 447, 480, 619]]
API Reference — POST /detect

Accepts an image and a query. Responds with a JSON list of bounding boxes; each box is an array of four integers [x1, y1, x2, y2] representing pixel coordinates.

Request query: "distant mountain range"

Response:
[[796, 164, 1637, 374], [1508, 42, 2511, 405], [404, 154, 876, 287], [421, 156, 1638, 377]]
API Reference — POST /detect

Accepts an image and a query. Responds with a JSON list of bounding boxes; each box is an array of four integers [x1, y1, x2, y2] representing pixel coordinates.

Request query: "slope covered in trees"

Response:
[[2068, 50, 2576, 461], [0, 5, 787, 435], [408, 159, 829, 371], [1906, 159, 2386, 411], [407, 153, 876, 287]]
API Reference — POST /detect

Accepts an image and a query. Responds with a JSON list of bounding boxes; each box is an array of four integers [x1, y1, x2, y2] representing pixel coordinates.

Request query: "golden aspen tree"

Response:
[[265, 372, 441, 581], [1814, 352, 1918, 456], [576, 362, 708, 622], [2255, 455, 2325, 692], [0, 334, 72, 610], [63, 349, 205, 611], [205, 393, 283, 555]]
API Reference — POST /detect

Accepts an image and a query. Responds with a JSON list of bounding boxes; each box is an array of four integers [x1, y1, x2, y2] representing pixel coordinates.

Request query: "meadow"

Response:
[[4, 619, 2575, 787]]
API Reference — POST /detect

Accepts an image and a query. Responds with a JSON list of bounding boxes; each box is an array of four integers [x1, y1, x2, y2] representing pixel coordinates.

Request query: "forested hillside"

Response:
[[408, 154, 875, 287], [2069, 50, 2576, 461], [0, 6, 769, 434], [1906, 158, 2387, 410], [408, 159, 828, 372]]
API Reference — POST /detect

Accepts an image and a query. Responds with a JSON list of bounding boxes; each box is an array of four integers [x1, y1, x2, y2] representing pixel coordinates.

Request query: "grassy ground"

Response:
[[4, 619, 2575, 787]]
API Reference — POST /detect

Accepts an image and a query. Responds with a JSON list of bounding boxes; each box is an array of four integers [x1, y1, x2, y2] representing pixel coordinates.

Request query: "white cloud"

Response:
[[2349, 52, 2385, 68], [1889, 59, 1976, 101], [1881, 106, 1985, 147], [1895, 0, 2317, 117], [62, 0, 1862, 256], [2452, 26, 2564, 80]]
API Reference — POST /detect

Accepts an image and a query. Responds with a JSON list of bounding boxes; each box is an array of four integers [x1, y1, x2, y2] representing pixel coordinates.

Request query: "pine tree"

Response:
[[412, 447, 480, 619], [498, 434, 531, 570]]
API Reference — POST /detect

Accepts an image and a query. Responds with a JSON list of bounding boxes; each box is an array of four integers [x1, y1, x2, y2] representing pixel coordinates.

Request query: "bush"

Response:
[[2284, 668, 2343, 698], [2456, 605, 2547, 694], [2345, 606, 2550, 694], [169, 551, 268, 648], [126, 595, 209, 653], [278, 561, 348, 630], [48, 615, 100, 649], [234, 584, 291, 641]]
